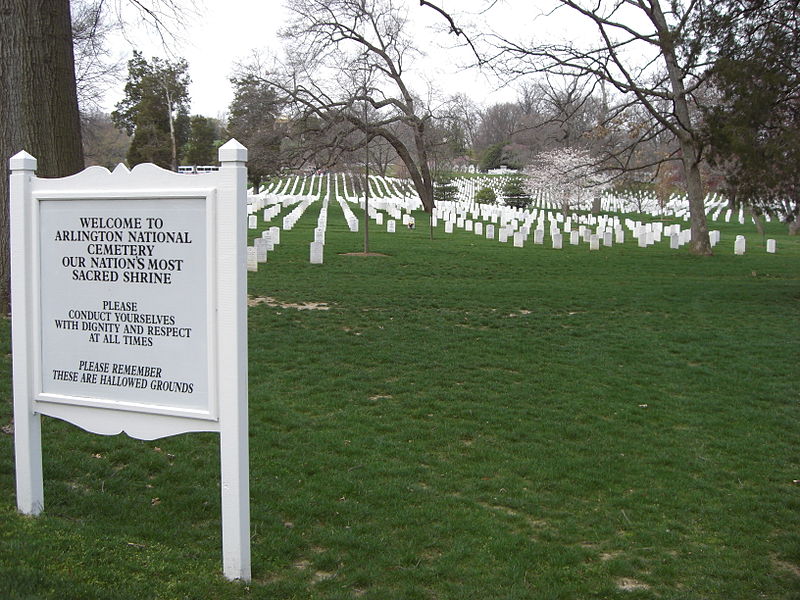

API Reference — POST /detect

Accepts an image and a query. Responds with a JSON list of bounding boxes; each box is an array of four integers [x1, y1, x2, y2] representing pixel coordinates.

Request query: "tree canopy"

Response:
[[112, 51, 191, 169], [227, 75, 286, 192], [240, 0, 440, 211], [701, 0, 800, 232]]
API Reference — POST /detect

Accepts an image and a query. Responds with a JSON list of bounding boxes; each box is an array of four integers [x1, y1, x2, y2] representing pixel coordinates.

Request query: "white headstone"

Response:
[[534, 229, 544, 245], [310, 241, 324, 264], [486, 224, 495, 240], [570, 231, 580, 245], [254, 239, 268, 263], [734, 235, 746, 255], [247, 246, 259, 271], [513, 232, 524, 247], [670, 233, 680, 249], [766, 239, 776, 253], [260, 231, 273, 251], [552, 233, 563, 249], [589, 235, 599, 250], [474, 222, 483, 236], [248, 215, 257, 229]]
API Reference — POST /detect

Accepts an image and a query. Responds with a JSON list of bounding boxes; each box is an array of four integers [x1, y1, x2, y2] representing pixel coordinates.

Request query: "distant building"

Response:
[[178, 165, 220, 174], [487, 165, 518, 175]]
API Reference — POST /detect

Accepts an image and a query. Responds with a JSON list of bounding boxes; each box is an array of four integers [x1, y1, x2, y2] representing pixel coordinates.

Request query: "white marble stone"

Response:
[[310, 241, 324, 264]]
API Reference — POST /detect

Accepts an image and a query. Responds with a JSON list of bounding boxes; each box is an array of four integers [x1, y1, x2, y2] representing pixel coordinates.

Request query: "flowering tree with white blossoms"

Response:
[[525, 147, 611, 216]]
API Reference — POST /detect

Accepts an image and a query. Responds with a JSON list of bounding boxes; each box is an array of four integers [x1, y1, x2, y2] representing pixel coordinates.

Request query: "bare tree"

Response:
[[240, 0, 439, 211], [484, 0, 714, 255], [72, 0, 124, 113]]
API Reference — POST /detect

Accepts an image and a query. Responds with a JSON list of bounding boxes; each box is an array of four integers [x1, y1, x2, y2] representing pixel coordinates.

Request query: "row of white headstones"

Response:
[[266, 173, 784, 227], [244, 191, 777, 269]]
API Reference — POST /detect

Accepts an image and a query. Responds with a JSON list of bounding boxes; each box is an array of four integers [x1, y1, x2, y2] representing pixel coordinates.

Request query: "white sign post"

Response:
[[10, 140, 251, 581]]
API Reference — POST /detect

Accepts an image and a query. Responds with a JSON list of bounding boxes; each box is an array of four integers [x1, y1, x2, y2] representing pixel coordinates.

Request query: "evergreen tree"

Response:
[[433, 176, 459, 204], [474, 187, 497, 204], [227, 75, 284, 193], [479, 142, 506, 172], [502, 176, 531, 209], [701, 0, 800, 232], [184, 115, 219, 166], [112, 51, 191, 170]]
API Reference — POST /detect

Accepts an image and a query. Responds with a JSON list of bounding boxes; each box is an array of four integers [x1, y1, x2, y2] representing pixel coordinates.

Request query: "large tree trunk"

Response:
[[681, 140, 712, 255], [385, 130, 434, 213], [651, 0, 712, 256], [0, 0, 84, 313], [747, 207, 765, 235], [788, 198, 800, 235]]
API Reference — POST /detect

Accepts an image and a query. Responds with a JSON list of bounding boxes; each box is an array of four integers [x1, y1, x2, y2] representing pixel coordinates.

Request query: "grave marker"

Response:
[[734, 235, 746, 255], [247, 246, 258, 271], [310, 241, 324, 263], [254, 238, 268, 263]]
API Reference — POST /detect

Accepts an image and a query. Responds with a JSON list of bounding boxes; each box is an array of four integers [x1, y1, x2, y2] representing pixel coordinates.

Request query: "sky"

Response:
[[100, 0, 542, 119]]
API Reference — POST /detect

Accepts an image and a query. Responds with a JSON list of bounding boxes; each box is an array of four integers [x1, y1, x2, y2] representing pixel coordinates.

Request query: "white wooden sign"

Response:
[[11, 140, 251, 581]]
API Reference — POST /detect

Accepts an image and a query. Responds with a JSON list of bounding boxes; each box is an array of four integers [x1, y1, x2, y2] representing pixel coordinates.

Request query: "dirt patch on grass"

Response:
[[312, 571, 336, 584], [600, 551, 622, 561], [248, 296, 331, 310], [616, 578, 650, 591], [477, 501, 548, 529], [773, 556, 800, 578]]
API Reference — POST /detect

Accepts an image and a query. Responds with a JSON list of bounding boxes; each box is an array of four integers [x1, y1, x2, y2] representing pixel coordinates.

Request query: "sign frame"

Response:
[[10, 140, 251, 581]]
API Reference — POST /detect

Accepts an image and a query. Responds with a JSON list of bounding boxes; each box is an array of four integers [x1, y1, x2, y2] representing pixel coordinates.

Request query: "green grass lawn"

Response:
[[2, 203, 799, 599]]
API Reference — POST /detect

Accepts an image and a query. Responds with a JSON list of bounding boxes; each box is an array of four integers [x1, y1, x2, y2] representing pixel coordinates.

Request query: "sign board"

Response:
[[11, 141, 251, 580], [39, 197, 213, 418]]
